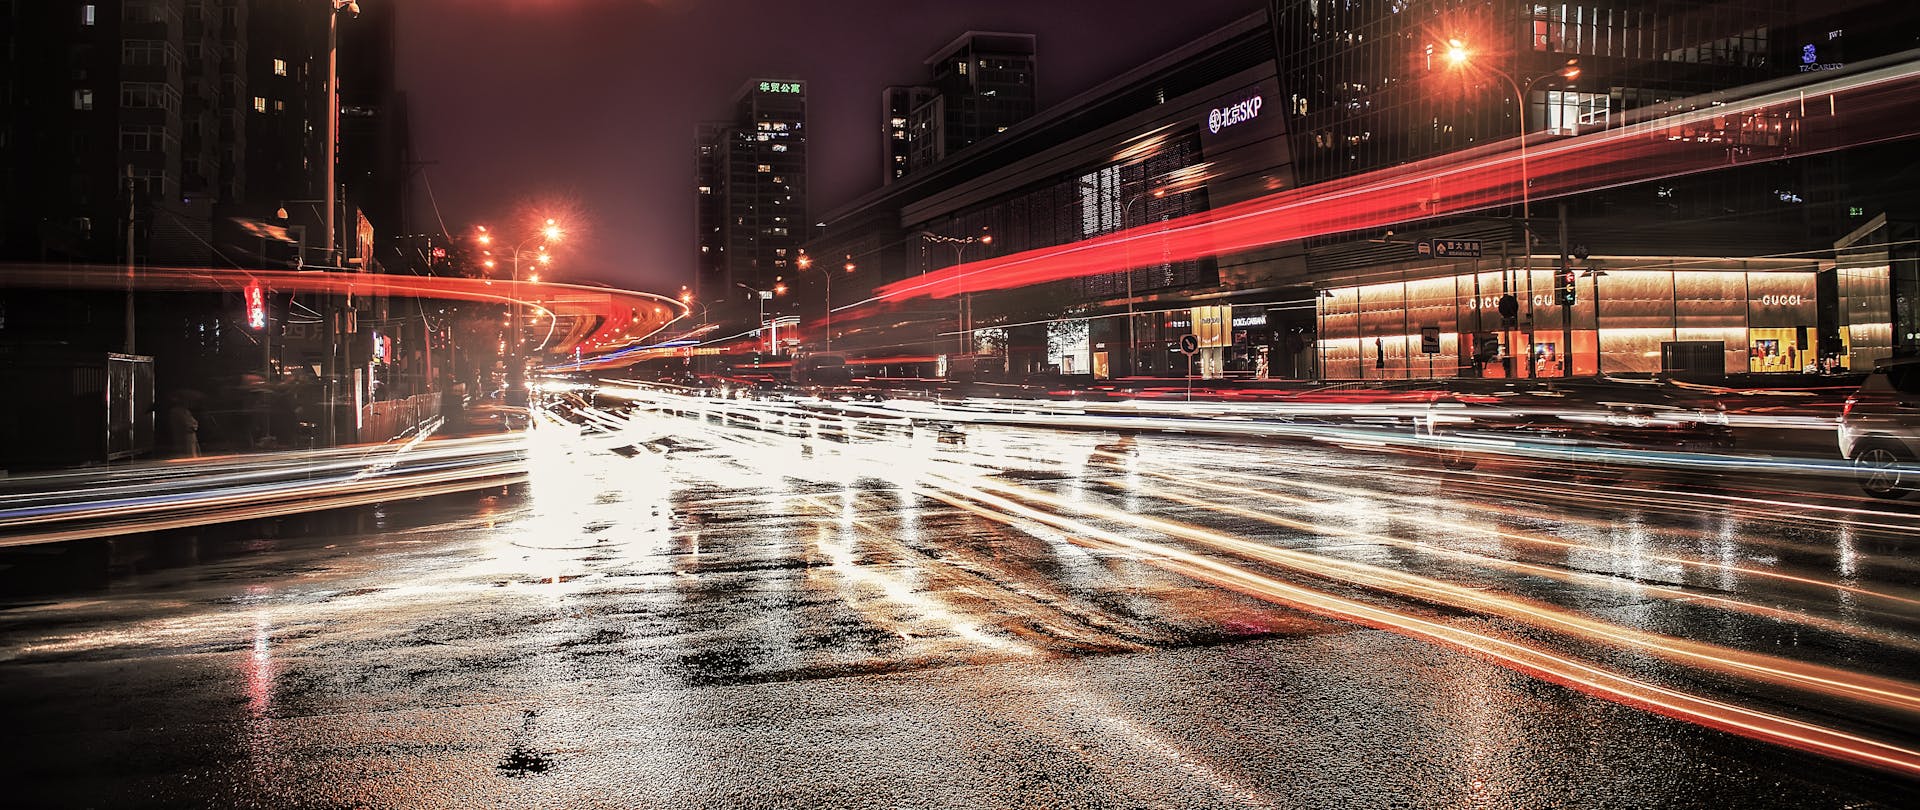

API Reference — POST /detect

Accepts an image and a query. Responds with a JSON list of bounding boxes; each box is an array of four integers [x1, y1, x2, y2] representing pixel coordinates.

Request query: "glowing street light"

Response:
[[920, 227, 993, 366], [1445, 40, 1579, 378], [476, 216, 570, 400]]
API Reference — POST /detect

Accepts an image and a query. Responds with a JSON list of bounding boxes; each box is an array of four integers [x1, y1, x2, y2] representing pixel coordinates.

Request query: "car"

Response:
[[1838, 357, 1920, 498], [1418, 384, 1733, 478]]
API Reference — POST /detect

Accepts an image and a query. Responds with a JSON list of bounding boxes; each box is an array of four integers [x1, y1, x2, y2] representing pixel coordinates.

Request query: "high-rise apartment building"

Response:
[[889, 31, 1036, 181], [695, 78, 807, 310], [880, 84, 932, 185], [0, 0, 399, 269]]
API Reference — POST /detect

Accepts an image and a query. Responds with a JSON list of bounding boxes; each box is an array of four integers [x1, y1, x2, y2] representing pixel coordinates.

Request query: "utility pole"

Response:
[[1558, 202, 1573, 379], [124, 165, 136, 354]]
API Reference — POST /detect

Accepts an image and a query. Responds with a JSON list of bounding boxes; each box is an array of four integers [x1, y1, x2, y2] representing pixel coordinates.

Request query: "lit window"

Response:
[[83, 4, 96, 25], [74, 89, 93, 110], [273, 99, 284, 112], [253, 96, 266, 113], [697, 185, 712, 195], [273, 58, 287, 76], [756, 164, 771, 173]]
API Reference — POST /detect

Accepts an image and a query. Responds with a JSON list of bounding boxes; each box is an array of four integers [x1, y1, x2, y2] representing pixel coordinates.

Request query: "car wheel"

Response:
[[1853, 443, 1911, 499]]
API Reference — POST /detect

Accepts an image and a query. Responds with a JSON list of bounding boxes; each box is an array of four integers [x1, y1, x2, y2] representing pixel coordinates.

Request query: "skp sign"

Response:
[[1207, 94, 1263, 135]]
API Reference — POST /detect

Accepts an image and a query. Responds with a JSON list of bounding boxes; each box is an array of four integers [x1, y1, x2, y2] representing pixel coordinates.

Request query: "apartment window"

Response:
[[123, 1, 164, 24], [273, 58, 287, 76], [120, 82, 179, 113], [756, 164, 771, 173], [82, 5, 97, 25], [74, 89, 94, 110], [122, 39, 172, 68], [253, 96, 266, 113], [119, 125, 166, 152], [273, 99, 284, 112]]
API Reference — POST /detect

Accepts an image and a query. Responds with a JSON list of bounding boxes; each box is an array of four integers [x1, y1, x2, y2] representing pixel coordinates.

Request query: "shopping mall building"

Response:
[[800, 1, 1918, 381]]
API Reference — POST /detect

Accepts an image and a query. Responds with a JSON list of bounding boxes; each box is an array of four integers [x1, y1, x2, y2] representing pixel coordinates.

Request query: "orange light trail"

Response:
[[918, 474, 1920, 777]]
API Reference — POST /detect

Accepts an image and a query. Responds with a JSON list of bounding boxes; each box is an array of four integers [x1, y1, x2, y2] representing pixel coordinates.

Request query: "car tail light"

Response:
[[1843, 396, 1856, 418]]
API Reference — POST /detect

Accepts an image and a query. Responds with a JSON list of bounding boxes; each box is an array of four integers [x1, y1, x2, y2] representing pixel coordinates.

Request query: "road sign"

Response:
[[1420, 326, 1441, 354], [1179, 334, 1199, 355], [1416, 240, 1432, 257], [1432, 239, 1482, 258]]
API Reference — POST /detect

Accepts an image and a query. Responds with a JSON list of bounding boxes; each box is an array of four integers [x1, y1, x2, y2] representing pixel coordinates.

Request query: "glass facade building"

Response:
[[1267, 0, 1908, 379], [807, 14, 1287, 379]]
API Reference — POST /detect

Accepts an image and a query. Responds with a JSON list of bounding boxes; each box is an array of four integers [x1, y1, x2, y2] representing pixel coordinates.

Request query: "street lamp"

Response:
[[324, 0, 360, 271], [1445, 41, 1579, 379], [1119, 187, 1168, 376], [796, 251, 856, 352], [735, 282, 776, 355], [476, 219, 563, 400], [919, 228, 991, 366]]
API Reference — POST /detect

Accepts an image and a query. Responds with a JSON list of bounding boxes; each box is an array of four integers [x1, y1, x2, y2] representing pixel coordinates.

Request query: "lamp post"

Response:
[[919, 228, 991, 367], [477, 218, 561, 402], [1446, 41, 1578, 379], [324, 1, 360, 272], [795, 251, 854, 352], [1118, 187, 1167, 376], [734, 282, 776, 356], [678, 286, 710, 326]]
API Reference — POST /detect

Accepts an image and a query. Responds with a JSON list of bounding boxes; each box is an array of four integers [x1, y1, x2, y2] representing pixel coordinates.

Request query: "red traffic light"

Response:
[[245, 282, 266, 330]]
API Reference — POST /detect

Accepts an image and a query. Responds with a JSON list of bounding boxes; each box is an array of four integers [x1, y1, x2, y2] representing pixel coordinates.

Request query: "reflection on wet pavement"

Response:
[[0, 393, 1915, 807]]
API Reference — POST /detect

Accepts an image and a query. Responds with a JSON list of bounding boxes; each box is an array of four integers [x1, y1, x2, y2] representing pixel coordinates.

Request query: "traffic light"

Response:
[[245, 282, 266, 330], [1555, 264, 1577, 306], [1474, 334, 1501, 363]]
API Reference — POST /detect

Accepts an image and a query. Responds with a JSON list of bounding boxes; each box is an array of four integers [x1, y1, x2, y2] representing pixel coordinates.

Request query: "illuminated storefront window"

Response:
[[1314, 265, 1873, 380]]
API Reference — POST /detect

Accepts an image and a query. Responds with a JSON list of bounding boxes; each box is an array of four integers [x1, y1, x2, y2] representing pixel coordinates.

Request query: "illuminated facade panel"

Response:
[[1312, 261, 1891, 380]]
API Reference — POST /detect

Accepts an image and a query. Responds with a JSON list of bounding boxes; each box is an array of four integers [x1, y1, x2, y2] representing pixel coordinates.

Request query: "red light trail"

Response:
[[872, 54, 1920, 305], [0, 264, 686, 360]]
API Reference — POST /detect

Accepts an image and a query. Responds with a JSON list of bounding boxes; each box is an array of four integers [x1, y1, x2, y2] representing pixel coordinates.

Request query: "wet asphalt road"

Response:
[[2, 393, 1917, 808]]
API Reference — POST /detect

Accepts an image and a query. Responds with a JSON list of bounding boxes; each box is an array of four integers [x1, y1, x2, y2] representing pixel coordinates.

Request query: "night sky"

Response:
[[396, 0, 1260, 291]]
